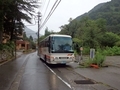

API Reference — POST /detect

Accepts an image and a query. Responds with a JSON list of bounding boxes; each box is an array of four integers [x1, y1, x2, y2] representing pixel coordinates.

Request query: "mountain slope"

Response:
[[24, 26, 37, 39], [75, 3, 105, 20], [75, 0, 120, 33]]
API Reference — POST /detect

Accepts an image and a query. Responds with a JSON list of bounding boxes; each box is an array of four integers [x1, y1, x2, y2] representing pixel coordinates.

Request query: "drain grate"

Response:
[[74, 80, 95, 84]]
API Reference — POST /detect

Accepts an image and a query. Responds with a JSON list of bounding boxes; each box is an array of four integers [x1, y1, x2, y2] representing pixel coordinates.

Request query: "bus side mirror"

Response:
[[76, 44, 79, 47], [47, 42, 50, 47], [73, 42, 78, 47]]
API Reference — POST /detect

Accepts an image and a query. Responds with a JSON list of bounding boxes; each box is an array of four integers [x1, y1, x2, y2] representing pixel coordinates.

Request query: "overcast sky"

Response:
[[25, 0, 111, 35]]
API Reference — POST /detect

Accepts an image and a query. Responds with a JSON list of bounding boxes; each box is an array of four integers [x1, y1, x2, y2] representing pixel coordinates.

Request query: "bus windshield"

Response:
[[51, 36, 74, 53]]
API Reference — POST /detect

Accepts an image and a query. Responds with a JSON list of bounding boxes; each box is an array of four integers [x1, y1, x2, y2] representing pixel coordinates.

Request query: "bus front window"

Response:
[[51, 37, 74, 53]]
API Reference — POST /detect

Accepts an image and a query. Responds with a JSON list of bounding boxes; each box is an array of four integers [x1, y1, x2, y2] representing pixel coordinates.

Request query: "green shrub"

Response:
[[83, 58, 93, 68], [93, 52, 106, 67], [74, 50, 77, 56], [82, 47, 90, 55], [0, 42, 15, 59], [115, 41, 120, 47], [82, 51, 106, 67], [103, 46, 120, 56], [112, 46, 120, 55]]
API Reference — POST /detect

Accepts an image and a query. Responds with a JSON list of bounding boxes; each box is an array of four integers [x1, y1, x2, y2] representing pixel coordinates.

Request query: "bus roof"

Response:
[[49, 34, 71, 37], [40, 34, 72, 42]]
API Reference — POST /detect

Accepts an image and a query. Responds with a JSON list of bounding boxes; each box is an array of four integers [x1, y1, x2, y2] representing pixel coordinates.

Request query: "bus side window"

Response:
[[47, 37, 50, 53], [50, 37, 54, 52]]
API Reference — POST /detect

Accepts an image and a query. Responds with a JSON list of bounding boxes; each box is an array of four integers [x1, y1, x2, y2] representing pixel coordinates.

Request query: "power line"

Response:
[[40, 0, 61, 29], [41, 0, 50, 22], [40, 0, 60, 28]]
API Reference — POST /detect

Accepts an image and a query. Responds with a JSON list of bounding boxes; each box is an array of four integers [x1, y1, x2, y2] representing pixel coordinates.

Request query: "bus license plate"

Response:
[[62, 61, 66, 64]]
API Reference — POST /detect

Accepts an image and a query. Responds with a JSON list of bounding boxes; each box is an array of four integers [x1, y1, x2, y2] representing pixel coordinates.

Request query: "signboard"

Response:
[[80, 47, 83, 51], [90, 49, 95, 59]]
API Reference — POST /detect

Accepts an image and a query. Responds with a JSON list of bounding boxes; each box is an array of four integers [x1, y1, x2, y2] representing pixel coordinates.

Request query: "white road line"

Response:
[[45, 63, 73, 89]]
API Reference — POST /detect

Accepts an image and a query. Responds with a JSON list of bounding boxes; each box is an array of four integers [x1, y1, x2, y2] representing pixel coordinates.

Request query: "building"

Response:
[[16, 40, 30, 51]]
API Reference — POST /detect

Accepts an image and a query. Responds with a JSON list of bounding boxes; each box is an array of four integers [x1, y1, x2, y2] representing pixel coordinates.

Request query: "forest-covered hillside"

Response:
[[75, 0, 120, 33], [57, 0, 120, 54], [40, 0, 120, 55]]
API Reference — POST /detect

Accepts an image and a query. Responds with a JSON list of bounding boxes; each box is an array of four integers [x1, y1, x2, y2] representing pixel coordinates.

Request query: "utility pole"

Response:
[[37, 12, 41, 47], [37, 12, 41, 56], [15, 20, 17, 59]]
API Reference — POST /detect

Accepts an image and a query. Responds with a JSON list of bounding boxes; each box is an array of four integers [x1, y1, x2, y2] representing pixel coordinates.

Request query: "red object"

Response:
[[90, 64, 99, 69]]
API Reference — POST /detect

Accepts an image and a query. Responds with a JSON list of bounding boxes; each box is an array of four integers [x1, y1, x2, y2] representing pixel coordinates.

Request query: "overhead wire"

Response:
[[40, 0, 61, 29], [41, 0, 50, 23], [40, 0, 61, 28]]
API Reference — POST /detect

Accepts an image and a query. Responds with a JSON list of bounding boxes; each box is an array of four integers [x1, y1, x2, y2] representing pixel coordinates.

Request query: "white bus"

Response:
[[38, 34, 75, 64]]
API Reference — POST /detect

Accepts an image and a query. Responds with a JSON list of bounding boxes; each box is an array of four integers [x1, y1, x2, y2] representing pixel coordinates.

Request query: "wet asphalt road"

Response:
[[1, 52, 120, 90], [0, 55, 27, 90], [0, 52, 72, 90]]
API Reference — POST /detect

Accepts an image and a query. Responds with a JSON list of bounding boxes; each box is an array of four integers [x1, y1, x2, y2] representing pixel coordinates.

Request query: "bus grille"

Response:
[[59, 57, 69, 59]]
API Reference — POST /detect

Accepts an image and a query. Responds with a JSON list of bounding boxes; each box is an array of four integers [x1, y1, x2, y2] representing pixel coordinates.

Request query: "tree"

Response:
[[0, 0, 39, 43], [29, 35, 33, 41], [23, 32, 28, 41], [39, 35, 46, 41], [101, 32, 120, 47], [79, 18, 107, 48], [0, 0, 12, 43], [59, 18, 79, 38], [44, 27, 51, 36], [59, 24, 69, 35], [68, 20, 78, 38]]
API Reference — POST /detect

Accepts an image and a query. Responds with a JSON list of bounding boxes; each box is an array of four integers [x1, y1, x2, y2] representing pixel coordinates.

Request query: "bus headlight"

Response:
[[55, 57, 59, 60], [70, 57, 75, 60], [50, 57, 54, 61]]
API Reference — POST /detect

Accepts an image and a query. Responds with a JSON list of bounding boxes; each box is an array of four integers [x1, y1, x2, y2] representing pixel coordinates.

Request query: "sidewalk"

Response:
[[75, 55, 120, 67], [71, 56, 120, 90], [104, 56, 120, 67]]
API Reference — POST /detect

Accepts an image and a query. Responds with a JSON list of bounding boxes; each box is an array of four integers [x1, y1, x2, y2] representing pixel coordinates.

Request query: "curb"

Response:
[[0, 54, 22, 66], [0, 51, 35, 66], [106, 64, 120, 68], [0, 57, 15, 66]]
